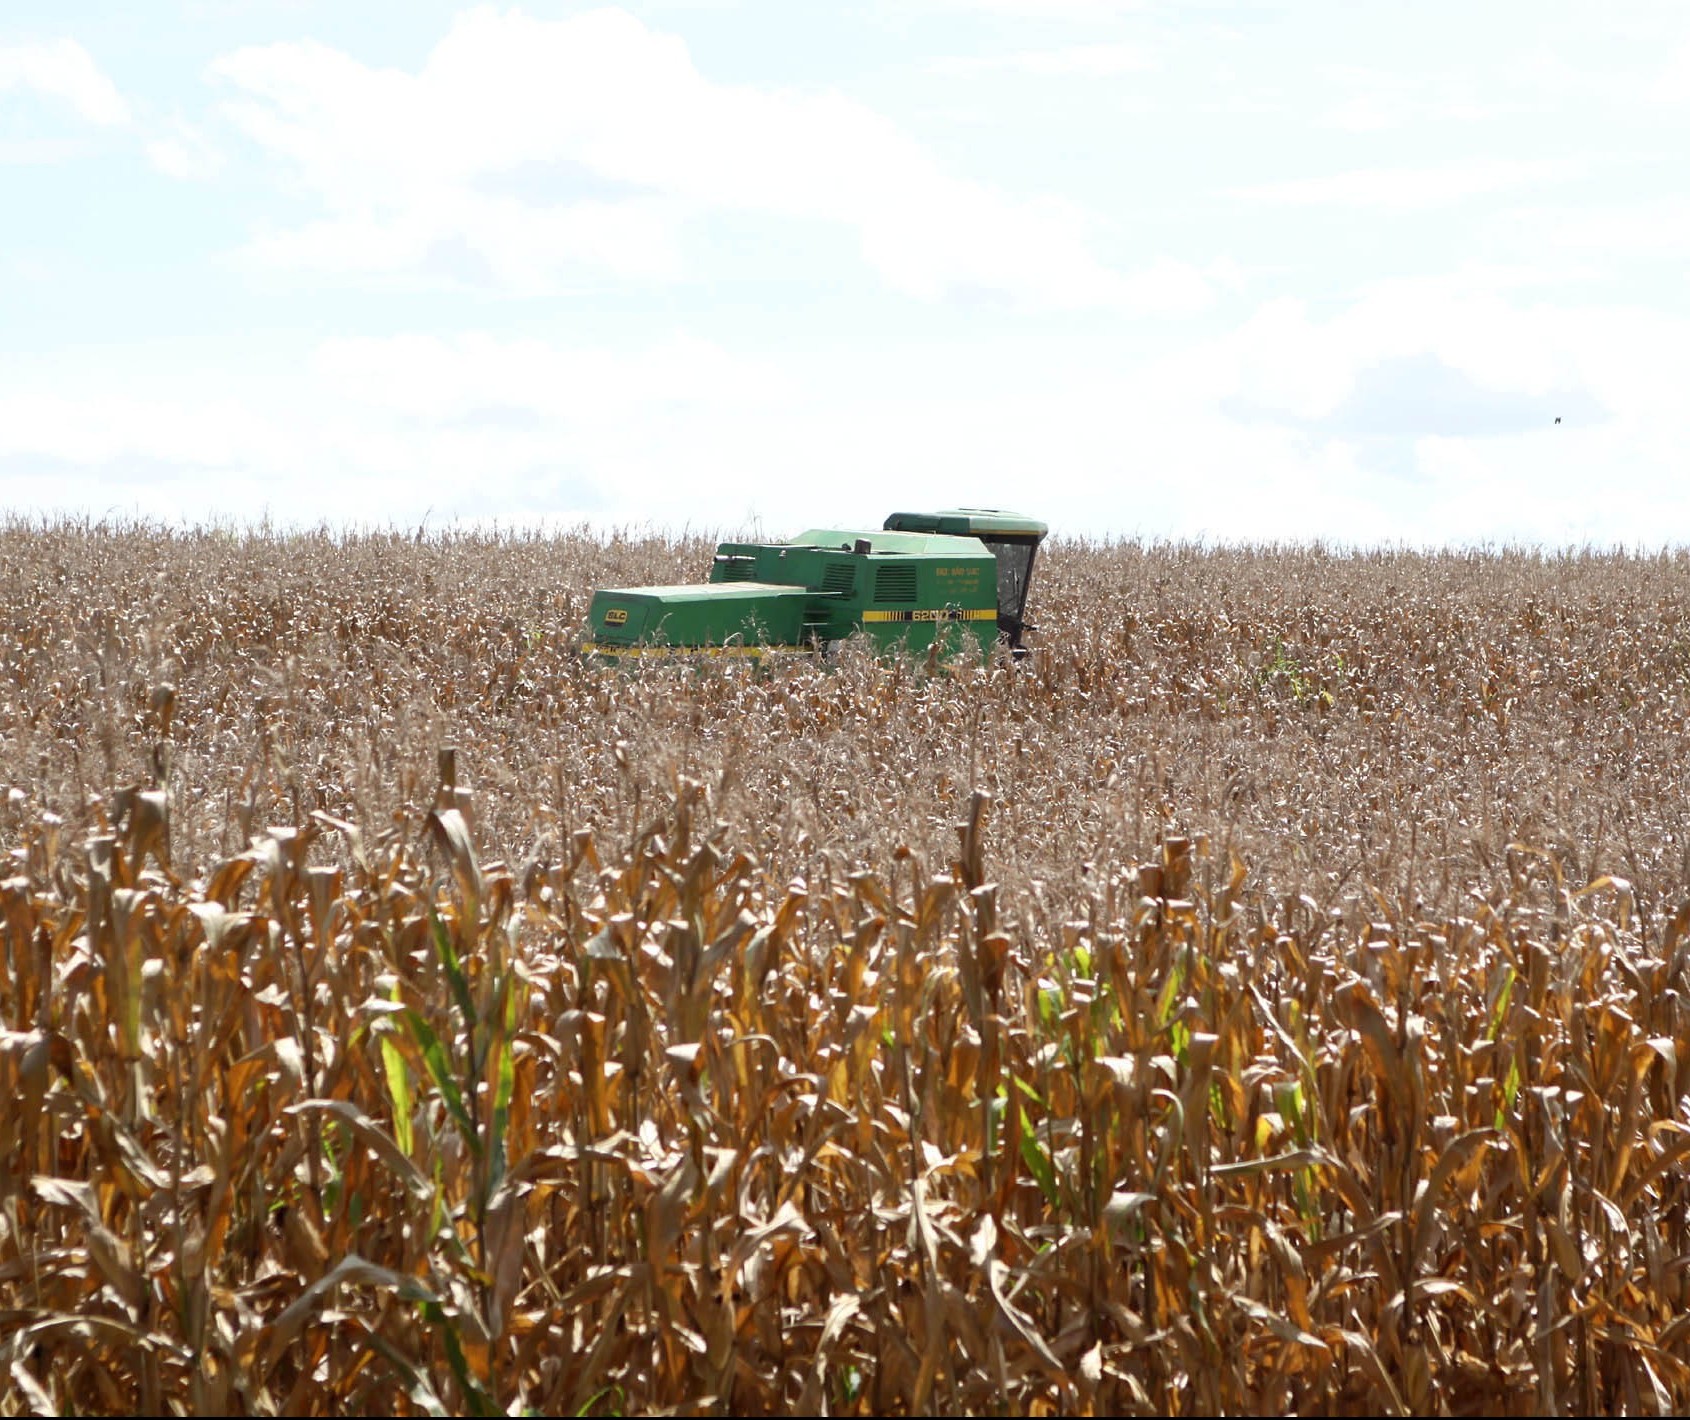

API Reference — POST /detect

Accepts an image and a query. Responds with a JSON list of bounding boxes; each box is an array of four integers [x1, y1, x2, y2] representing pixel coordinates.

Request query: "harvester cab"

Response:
[[582, 508, 1048, 661], [881, 509, 1046, 652]]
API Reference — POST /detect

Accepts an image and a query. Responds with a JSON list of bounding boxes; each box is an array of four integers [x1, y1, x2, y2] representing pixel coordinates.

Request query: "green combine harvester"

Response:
[[583, 509, 1047, 661]]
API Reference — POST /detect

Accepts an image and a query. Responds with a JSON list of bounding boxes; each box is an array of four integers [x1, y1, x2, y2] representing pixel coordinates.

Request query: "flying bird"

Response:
[[1554, 417, 1561, 424]]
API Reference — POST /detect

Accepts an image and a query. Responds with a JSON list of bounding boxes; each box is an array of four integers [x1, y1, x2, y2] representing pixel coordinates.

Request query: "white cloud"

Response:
[[1650, 41, 1690, 103], [930, 43, 1150, 76], [1194, 275, 1611, 422], [309, 331, 794, 422], [6, 284, 1690, 548], [916, 0, 1144, 14], [1113, 259, 1214, 315], [0, 387, 276, 469], [1317, 65, 1522, 132], [144, 117, 224, 180], [1047, 264, 1690, 545], [1532, 198, 1690, 253], [0, 331, 804, 527], [0, 137, 92, 164], [1232, 157, 1580, 211], [0, 39, 130, 126], [209, 6, 1196, 311], [245, 197, 685, 286]]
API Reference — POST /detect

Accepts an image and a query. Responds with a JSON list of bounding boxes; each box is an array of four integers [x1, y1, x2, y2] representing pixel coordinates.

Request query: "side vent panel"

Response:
[[713, 555, 755, 583], [821, 563, 856, 595], [875, 563, 918, 604]]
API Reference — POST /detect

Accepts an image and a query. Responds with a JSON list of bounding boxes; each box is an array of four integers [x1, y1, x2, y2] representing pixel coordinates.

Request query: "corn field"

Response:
[[3, 519, 1690, 1414]]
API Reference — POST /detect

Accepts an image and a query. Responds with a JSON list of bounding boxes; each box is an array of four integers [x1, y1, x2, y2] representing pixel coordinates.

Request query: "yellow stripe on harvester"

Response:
[[861, 608, 996, 623], [581, 643, 818, 658]]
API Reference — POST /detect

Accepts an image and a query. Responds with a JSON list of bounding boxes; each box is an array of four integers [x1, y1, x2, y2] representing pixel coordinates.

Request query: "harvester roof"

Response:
[[588, 582, 812, 602], [882, 509, 1048, 539], [788, 529, 992, 558]]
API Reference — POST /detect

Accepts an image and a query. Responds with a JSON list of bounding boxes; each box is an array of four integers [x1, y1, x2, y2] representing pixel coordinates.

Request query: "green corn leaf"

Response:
[[380, 1030, 414, 1158], [489, 1033, 514, 1191], [1018, 1110, 1059, 1207], [363, 1330, 449, 1417], [1486, 966, 1516, 1042], [1170, 1018, 1191, 1064], [422, 1301, 496, 1417], [430, 904, 478, 1035], [1497, 1053, 1523, 1129], [381, 980, 415, 1156], [1155, 958, 1186, 1028], [406, 1009, 481, 1157]]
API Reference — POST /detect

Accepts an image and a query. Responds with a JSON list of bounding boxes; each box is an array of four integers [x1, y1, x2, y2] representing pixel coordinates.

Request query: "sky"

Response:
[[1, 1, 1687, 545]]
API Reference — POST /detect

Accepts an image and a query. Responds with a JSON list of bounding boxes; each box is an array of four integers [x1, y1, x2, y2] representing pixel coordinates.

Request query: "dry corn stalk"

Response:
[[0, 766, 1687, 1414]]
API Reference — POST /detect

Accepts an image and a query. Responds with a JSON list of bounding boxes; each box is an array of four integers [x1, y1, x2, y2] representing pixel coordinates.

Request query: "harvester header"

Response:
[[583, 508, 1047, 660]]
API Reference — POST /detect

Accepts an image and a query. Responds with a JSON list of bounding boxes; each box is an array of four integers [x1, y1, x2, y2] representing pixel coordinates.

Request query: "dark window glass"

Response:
[[984, 538, 1036, 634]]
